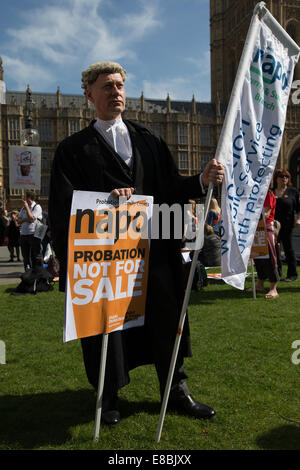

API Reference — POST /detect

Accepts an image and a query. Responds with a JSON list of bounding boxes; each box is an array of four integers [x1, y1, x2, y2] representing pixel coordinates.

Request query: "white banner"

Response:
[[9, 145, 41, 190], [219, 5, 300, 290]]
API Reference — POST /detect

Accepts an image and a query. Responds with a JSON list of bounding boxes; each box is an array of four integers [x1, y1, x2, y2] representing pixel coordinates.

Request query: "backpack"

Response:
[[47, 255, 60, 278], [12, 267, 54, 295], [191, 261, 208, 290]]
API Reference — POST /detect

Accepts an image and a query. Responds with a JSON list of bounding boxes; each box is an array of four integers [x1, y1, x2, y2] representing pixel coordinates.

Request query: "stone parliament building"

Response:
[[0, 0, 300, 211]]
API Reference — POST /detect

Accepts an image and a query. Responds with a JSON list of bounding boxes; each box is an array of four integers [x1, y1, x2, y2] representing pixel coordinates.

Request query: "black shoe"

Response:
[[101, 409, 120, 426], [283, 276, 297, 282], [168, 394, 216, 419], [101, 396, 120, 426]]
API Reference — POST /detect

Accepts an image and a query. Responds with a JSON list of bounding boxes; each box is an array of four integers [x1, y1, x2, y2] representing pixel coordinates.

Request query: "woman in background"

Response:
[[206, 198, 221, 236], [253, 189, 280, 299], [273, 169, 300, 282]]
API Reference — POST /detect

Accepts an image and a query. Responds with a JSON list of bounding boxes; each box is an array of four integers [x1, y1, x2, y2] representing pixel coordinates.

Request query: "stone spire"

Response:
[[216, 92, 221, 116], [21, 84, 39, 145], [56, 86, 62, 108], [191, 94, 196, 114], [26, 84, 32, 100], [166, 93, 171, 113], [140, 91, 145, 112], [0, 57, 3, 81], [0, 56, 6, 105]]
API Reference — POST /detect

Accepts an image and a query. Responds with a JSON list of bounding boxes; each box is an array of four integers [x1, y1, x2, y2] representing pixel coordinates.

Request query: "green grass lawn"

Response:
[[1, 267, 300, 450]]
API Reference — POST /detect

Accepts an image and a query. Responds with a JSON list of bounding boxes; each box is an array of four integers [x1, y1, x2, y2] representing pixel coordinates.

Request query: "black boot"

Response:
[[167, 384, 216, 420], [101, 394, 120, 426]]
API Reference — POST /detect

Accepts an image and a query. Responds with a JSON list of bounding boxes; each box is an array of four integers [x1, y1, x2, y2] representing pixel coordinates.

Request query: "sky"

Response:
[[0, 0, 211, 102]]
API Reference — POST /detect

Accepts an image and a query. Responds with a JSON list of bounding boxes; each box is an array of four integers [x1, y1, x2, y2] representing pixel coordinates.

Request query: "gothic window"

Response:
[[178, 151, 189, 169], [150, 124, 163, 137], [8, 118, 20, 141], [286, 23, 296, 41], [200, 154, 212, 171], [69, 120, 80, 135], [287, 21, 300, 81], [38, 120, 53, 142], [177, 124, 188, 145], [200, 127, 211, 146], [40, 175, 50, 197], [41, 150, 53, 170]]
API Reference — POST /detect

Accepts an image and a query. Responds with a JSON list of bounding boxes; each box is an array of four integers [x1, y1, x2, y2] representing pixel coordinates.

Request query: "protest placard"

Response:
[[64, 191, 153, 342], [250, 214, 269, 259], [9, 145, 41, 190]]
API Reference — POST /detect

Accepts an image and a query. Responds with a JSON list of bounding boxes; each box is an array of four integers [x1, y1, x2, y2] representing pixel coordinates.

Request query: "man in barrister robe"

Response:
[[49, 62, 224, 426]]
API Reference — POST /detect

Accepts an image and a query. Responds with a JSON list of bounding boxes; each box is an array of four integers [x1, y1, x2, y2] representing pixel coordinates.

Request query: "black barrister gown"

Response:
[[48, 120, 207, 394]]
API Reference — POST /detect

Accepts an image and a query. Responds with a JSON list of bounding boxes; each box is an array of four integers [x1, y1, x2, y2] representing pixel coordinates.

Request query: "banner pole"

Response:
[[155, 183, 214, 443], [156, 2, 272, 443], [214, 1, 299, 166], [259, 5, 300, 58], [93, 333, 109, 442], [156, 0, 299, 441], [251, 258, 256, 299]]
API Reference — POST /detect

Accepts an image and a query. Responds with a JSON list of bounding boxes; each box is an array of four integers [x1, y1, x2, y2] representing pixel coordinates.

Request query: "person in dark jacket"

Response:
[[7, 210, 21, 261], [273, 168, 300, 281], [198, 224, 221, 267], [49, 61, 224, 426], [0, 208, 9, 246]]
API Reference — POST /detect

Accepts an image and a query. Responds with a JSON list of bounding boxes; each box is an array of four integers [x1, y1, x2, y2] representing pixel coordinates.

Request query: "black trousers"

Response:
[[278, 227, 298, 278], [254, 258, 280, 283], [81, 261, 190, 401], [80, 333, 189, 400], [20, 234, 43, 271]]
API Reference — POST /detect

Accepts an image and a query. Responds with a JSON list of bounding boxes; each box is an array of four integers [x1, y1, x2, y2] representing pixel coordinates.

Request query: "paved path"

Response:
[[1, 227, 299, 287], [0, 246, 23, 286]]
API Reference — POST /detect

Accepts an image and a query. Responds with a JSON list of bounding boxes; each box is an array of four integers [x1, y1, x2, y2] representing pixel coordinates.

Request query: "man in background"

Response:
[[18, 190, 43, 271]]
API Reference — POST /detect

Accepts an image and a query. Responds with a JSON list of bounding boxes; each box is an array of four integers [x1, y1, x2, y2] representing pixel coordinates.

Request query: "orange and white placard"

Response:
[[250, 214, 269, 259], [64, 191, 153, 342]]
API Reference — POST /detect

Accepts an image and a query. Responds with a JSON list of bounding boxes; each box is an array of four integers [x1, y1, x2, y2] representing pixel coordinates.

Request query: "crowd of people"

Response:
[[1, 172, 298, 300], [181, 197, 222, 289], [181, 170, 300, 300], [252, 169, 300, 299], [0, 190, 54, 273]]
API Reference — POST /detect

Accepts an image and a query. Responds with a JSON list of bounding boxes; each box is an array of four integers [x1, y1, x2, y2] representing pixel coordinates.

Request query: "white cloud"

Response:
[[113, 3, 161, 41], [3, 0, 161, 89], [1, 55, 54, 91], [185, 50, 211, 76], [1, 0, 211, 101], [143, 77, 187, 100], [142, 69, 211, 102], [138, 47, 211, 101]]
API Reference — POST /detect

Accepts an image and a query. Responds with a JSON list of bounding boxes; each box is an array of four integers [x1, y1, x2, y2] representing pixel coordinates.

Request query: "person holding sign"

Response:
[[49, 61, 224, 426], [253, 189, 280, 299]]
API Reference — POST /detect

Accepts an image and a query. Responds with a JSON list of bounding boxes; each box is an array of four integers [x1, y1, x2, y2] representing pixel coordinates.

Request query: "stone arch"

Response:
[[286, 133, 300, 189], [286, 19, 300, 81]]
